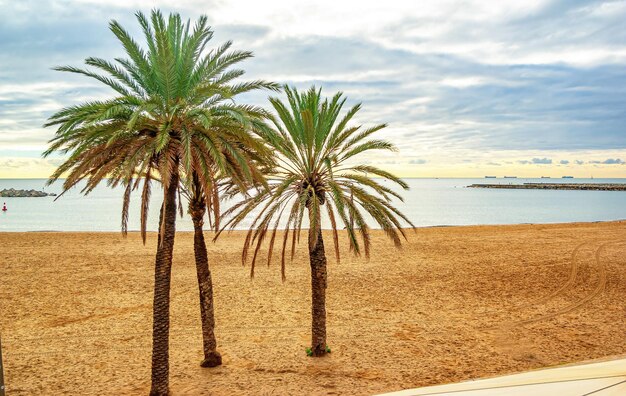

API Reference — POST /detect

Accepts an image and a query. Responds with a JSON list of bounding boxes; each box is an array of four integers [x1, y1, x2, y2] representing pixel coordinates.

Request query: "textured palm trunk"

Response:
[[308, 209, 328, 357], [156, 202, 164, 248], [190, 195, 222, 368], [149, 166, 179, 396]]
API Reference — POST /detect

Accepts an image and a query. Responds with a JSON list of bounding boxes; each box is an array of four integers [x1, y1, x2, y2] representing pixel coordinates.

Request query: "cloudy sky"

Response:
[[1, 0, 625, 178]]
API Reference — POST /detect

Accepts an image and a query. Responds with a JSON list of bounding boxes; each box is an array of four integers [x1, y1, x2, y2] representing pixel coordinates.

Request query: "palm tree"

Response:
[[44, 10, 275, 395], [180, 119, 272, 368], [220, 86, 414, 356]]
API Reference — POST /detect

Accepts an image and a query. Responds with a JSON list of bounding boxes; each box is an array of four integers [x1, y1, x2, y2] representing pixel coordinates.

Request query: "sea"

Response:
[[1, 178, 625, 232]]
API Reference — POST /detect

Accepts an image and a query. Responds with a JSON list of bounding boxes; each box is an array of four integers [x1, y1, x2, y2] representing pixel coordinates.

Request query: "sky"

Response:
[[0, 0, 625, 178]]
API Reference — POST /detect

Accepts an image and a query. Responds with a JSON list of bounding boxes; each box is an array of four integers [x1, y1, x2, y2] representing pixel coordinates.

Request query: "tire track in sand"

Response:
[[515, 242, 585, 310], [511, 242, 610, 327]]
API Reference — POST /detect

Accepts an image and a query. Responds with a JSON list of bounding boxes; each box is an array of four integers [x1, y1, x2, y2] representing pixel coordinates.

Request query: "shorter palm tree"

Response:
[[220, 86, 414, 356]]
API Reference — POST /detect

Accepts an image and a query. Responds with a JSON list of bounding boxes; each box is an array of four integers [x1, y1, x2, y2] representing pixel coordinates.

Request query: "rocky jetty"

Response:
[[0, 188, 57, 197], [468, 183, 626, 191]]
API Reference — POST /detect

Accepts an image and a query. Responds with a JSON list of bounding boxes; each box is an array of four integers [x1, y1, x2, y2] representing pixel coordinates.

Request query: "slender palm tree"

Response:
[[44, 10, 275, 395], [220, 86, 415, 356], [180, 118, 273, 368]]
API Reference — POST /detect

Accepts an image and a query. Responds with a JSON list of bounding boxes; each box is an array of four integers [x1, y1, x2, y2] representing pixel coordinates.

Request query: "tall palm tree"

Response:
[[44, 10, 275, 395], [220, 86, 414, 356], [180, 119, 272, 368]]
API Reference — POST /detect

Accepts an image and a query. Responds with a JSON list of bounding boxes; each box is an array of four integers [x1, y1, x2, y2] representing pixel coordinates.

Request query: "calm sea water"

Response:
[[0, 178, 625, 232]]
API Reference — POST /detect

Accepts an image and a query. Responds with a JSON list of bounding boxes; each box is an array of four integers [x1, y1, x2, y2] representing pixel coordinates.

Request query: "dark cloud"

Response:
[[518, 157, 553, 164], [0, 158, 61, 169], [602, 158, 625, 164], [559, 159, 570, 164], [0, 159, 22, 169], [589, 158, 625, 164]]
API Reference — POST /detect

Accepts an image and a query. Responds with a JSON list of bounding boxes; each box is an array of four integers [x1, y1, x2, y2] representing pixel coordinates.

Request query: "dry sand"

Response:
[[1, 221, 625, 395]]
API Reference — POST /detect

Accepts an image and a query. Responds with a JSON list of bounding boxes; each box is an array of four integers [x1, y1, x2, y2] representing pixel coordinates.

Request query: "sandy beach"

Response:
[[1, 221, 625, 395]]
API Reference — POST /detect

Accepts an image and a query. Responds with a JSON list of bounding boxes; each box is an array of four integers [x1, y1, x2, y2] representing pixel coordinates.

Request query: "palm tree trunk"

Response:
[[156, 202, 164, 248], [190, 194, 222, 368], [308, 208, 328, 357], [150, 166, 179, 396]]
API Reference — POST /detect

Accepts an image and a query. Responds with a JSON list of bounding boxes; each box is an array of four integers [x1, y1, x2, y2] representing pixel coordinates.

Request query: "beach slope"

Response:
[[0, 221, 625, 395]]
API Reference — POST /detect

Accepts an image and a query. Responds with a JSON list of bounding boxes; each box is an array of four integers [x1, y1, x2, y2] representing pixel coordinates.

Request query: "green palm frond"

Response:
[[222, 85, 414, 278], [44, 10, 277, 238]]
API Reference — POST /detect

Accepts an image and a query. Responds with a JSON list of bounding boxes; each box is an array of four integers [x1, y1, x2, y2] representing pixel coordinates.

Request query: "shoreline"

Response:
[[2, 218, 625, 234]]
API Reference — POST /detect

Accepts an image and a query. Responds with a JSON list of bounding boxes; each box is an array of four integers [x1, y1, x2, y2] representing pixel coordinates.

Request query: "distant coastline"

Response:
[[468, 183, 626, 191], [0, 188, 56, 197]]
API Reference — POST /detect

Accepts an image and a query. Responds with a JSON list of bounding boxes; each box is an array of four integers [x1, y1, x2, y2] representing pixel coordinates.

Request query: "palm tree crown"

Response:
[[222, 85, 414, 278], [44, 10, 276, 239]]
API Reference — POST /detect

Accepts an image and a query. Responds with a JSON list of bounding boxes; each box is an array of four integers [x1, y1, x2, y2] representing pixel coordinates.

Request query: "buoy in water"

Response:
[[2, 202, 7, 211]]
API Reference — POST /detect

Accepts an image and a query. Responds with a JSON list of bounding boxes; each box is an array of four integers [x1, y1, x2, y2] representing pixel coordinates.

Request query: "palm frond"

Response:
[[222, 86, 413, 278], [45, 10, 276, 237]]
